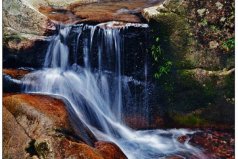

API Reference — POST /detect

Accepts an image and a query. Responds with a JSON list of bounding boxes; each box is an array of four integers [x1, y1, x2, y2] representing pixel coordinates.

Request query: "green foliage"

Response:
[[3, 34, 26, 44], [222, 37, 235, 51], [200, 19, 208, 26], [154, 61, 172, 79], [151, 37, 173, 79]]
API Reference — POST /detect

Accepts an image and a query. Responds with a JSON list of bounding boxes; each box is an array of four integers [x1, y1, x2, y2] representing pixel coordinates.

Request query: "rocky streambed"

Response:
[[3, 92, 234, 159]]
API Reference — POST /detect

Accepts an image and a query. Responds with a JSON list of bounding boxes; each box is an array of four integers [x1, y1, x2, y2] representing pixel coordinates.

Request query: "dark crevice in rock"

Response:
[[25, 139, 39, 158], [55, 128, 82, 143]]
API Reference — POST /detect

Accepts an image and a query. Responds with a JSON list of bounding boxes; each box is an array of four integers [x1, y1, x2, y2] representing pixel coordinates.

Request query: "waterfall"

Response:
[[22, 22, 207, 159]]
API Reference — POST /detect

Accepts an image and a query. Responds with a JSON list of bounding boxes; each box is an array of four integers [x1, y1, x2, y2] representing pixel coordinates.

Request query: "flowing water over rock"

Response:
[[22, 22, 207, 159]]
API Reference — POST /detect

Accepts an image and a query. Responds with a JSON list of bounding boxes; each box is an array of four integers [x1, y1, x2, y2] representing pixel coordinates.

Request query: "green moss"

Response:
[[222, 37, 235, 51], [152, 10, 195, 68], [34, 140, 52, 159], [200, 19, 208, 26], [172, 113, 207, 127], [3, 33, 26, 44]]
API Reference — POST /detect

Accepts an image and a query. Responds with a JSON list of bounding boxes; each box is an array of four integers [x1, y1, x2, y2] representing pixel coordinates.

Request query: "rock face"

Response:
[[2, 0, 56, 70], [3, 94, 127, 159], [3, 0, 56, 51], [142, 0, 234, 128], [3, 106, 31, 159], [143, 0, 234, 70]]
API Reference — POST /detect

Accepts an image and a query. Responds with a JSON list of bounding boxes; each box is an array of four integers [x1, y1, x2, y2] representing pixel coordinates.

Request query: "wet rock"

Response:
[[124, 115, 164, 129], [3, 93, 127, 159], [3, 68, 30, 79], [142, 0, 234, 129], [2, 68, 32, 93], [38, 0, 162, 24], [3, 74, 22, 93], [3, 40, 48, 68], [190, 130, 235, 159], [124, 115, 149, 129], [3, 94, 100, 158], [177, 135, 188, 144], [95, 141, 127, 159], [3, 94, 72, 133]]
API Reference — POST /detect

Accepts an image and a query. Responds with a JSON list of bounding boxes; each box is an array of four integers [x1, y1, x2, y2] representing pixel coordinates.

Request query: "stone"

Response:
[[215, 2, 223, 10], [197, 8, 207, 17], [3, 0, 55, 51], [95, 141, 127, 159], [3, 93, 127, 158], [3, 94, 97, 157], [3, 68, 30, 79], [177, 135, 188, 143], [209, 41, 219, 49], [220, 17, 226, 22]]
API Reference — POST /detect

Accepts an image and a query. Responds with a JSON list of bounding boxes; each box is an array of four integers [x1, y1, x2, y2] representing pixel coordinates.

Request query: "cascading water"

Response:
[[22, 22, 207, 159]]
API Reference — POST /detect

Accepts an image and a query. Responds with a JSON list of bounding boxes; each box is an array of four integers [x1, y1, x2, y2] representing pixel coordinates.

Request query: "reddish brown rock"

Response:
[[3, 94, 72, 132], [3, 94, 98, 158], [190, 130, 235, 159], [3, 106, 31, 159], [177, 135, 188, 144], [3, 69, 30, 79], [95, 141, 127, 159], [124, 115, 164, 129], [3, 94, 127, 159], [124, 115, 148, 129], [59, 139, 104, 159], [38, 0, 161, 24]]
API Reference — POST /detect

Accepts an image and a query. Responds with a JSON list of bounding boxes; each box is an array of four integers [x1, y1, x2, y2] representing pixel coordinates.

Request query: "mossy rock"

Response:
[[171, 112, 208, 127], [147, 0, 235, 70]]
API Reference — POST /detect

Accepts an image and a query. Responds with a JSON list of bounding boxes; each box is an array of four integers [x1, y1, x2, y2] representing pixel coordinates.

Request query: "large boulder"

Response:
[[3, 94, 127, 159], [2, 0, 56, 69], [142, 0, 234, 128], [3, 0, 56, 51], [143, 0, 234, 70]]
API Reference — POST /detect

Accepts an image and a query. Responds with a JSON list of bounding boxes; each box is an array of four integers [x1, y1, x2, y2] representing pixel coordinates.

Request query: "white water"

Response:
[[22, 22, 207, 159]]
